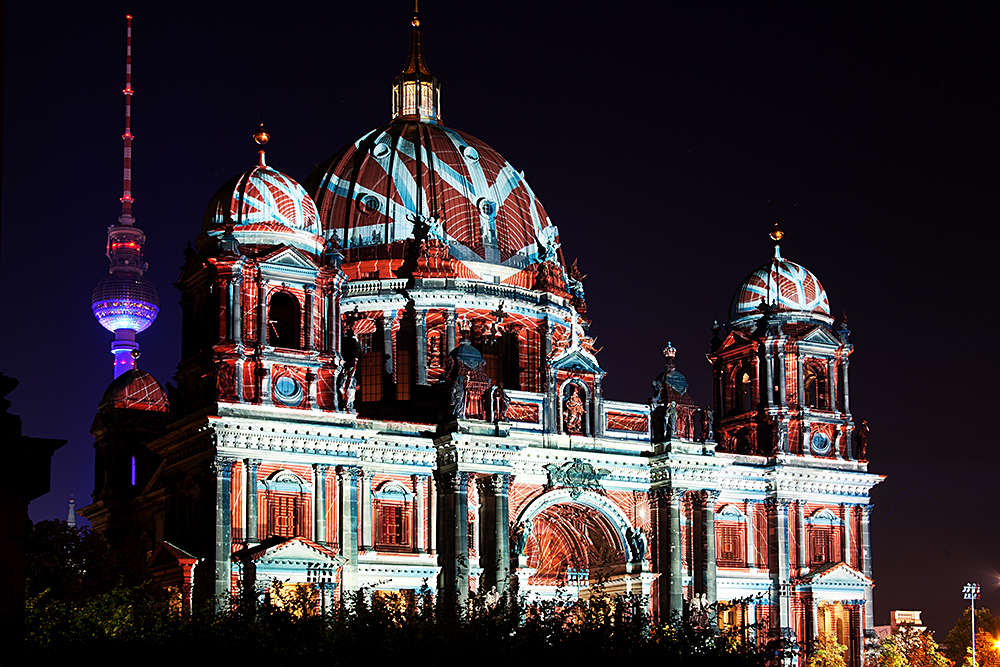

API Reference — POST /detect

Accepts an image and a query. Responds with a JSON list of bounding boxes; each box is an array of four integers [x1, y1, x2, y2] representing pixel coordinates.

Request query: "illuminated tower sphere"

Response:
[[91, 15, 159, 378]]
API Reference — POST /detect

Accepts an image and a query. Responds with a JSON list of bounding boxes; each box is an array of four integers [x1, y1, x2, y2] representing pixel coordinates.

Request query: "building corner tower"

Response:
[[91, 14, 159, 378]]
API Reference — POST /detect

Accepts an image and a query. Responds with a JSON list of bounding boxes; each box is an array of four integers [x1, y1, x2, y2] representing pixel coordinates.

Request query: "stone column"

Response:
[[383, 311, 396, 376], [435, 471, 470, 609], [245, 458, 260, 544], [212, 457, 235, 607], [314, 464, 328, 544], [416, 309, 427, 385], [777, 347, 788, 406], [842, 504, 852, 567], [220, 276, 232, 342], [809, 596, 819, 640], [842, 357, 851, 416], [745, 500, 756, 568], [827, 358, 837, 412], [651, 488, 685, 617], [475, 473, 512, 595], [337, 466, 360, 592], [796, 350, 806, 408], [304, 285, 314, 350], [428, 475, 436, 555], [260, 363, 272, 407], [231, 274, 242, 344], [797, 501, 807, 576], [860, 505, 873, 578], [257, 277, 268, 345], [360, 471, 374, 552], [769, 499, 793, 631], [412, 474, 425, 553], [764, 346, 774, 408], [703, 490, 718, 608], [446, 310, 456, 352], [594, 376, 605, 436], [495, 474, 511, 594]]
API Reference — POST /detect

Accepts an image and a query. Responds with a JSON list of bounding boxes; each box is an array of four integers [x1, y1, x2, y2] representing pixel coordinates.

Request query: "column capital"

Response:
[[210, 456, 236, 477]]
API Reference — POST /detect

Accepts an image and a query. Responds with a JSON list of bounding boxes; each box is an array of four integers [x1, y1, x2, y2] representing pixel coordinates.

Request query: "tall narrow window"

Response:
[[268, 292, 301, 349]]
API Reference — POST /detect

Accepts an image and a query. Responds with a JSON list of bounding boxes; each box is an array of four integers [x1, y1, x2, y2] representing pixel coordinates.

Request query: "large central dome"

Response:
[[308, 121, 561, 269]]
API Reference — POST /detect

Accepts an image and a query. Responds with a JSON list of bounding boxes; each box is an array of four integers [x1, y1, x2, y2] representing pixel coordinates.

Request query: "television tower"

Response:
[[91, 15, 159, 378]]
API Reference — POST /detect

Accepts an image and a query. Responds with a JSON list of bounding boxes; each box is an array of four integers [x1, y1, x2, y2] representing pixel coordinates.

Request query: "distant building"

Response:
[[80, 12, 884, 667], [874, 610, 927, 639]]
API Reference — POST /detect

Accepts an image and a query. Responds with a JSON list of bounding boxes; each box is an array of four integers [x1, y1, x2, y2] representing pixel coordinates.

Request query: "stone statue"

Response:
[[664, 401, 678, 440], [700, 406, 714, 442], [854, 420, 869, 461], [450, 375, 467, 419], [625, 527, 647, 562], [338, 361, 357, 412], [563, 385, 585, 434], [689, 593, 710, 628], [492, 382, 510, 422], [510, 519, 533, 556]]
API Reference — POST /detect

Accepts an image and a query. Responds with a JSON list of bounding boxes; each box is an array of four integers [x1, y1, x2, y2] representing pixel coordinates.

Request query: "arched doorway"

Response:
[[513, 489, 649, 599]]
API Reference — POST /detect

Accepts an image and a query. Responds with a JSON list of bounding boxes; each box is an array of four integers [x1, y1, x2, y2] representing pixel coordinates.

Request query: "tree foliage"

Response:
[[945, 608, 1000, 666], [806, 634, 847, 667], [25, 550, 777, 664], [866, 625, 949, 667]]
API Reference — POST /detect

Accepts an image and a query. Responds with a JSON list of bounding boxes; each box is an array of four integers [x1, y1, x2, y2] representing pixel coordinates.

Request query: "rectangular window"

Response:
[[377, 502, 411, 549], [811, 528, 834, 565], [717, 524, 746, 567], [396, 349, 412, 401]]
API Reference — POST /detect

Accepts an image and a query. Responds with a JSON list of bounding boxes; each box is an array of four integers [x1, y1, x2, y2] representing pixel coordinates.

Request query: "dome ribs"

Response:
[[311, 121, 564, 271]]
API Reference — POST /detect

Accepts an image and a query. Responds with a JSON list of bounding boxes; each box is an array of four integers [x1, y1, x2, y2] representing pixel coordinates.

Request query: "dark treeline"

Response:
[[24, 520, 781, 664]]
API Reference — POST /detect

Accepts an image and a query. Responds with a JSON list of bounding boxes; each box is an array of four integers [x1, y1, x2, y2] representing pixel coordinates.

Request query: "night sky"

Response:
[[2, 1, 996, 636]]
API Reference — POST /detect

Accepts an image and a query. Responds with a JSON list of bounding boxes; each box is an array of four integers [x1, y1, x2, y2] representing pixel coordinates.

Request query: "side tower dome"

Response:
[[201, 131, 323, 256], [729, 247, 831, 328]]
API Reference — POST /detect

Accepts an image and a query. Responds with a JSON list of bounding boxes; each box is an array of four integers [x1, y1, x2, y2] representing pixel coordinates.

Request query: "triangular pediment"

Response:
[[246, 536, 344, 567], [550, 348, 604, 375], [798, 325, 841, 347], [713, 330, 755, 356], [259, 245, 319, 270], [800, 561, 872, 586]]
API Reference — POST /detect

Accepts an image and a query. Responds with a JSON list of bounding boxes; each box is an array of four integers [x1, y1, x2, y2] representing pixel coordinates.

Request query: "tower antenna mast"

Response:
[[121, 14, 134, 223]]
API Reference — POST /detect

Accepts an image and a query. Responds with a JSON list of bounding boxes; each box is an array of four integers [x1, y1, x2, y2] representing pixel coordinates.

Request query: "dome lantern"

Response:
[[392, 9, 440, 123]]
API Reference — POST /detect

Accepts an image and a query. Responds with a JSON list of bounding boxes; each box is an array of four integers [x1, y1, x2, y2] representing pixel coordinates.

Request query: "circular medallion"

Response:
[[372, 143, 391, 159], [462, 145, 479, 161], [810, 432, 831, 455], [274, 375, 303, 406], [477, 198, 497, 217], [357, 193, 382, 215]]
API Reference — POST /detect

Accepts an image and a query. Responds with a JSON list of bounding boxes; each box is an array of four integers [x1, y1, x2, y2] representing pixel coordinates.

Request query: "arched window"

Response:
[[268, 292, 301, 349], [729, 365, 754, 415], [804, 361, 830, 410]]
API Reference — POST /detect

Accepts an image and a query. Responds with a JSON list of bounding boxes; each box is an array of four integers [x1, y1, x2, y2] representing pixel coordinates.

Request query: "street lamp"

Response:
[[964, 583, 981, 667]]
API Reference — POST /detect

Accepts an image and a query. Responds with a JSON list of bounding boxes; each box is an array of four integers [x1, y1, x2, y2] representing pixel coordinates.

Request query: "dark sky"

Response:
[[2, 1, 996, 636]]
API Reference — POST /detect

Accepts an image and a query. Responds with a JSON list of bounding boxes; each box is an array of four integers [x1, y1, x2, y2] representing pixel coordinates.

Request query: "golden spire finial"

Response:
[[253, 122, 269, 167], [769, 221, 784, 242], [770, 221, 784, 259]]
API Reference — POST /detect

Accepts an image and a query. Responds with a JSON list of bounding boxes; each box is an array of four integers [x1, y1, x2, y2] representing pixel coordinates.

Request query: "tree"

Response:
[[866, 625, 949, 667], [961, 630, 1000, 667], [945, 608, 1000, 666], [806, 634, 847, 667]]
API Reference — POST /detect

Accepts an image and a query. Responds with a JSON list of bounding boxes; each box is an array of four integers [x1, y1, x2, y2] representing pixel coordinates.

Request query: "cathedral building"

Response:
[[81, 13, 883, 666]]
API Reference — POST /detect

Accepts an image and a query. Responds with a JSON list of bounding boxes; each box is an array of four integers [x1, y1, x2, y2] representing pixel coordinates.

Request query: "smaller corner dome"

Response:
[[730, 254, 831, 326], [99, 369, 169, 412], [202, 163, 320, 237]]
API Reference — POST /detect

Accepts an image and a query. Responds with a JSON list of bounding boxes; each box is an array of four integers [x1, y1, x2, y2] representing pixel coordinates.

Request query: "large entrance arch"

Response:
[[512, 489, 652, 598]]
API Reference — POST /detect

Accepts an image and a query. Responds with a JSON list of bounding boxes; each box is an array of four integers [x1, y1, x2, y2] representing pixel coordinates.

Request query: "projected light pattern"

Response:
[[730, 251, 830, 324]]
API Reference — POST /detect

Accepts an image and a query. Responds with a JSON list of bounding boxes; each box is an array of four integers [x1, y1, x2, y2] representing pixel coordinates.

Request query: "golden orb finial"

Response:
[[253, 123, 270, 146], [411, 15, 420, 27], [769, 221, 784, 242]]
